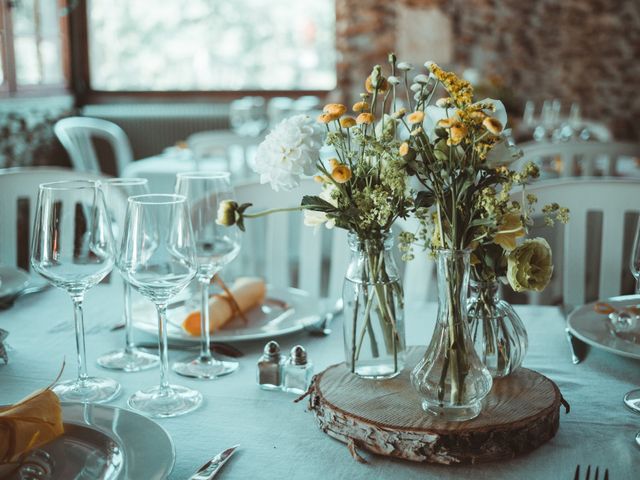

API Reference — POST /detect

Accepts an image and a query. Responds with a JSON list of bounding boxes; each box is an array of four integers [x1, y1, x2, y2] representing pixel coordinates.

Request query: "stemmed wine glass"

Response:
[[623, 219, 640, 416], [118, 194, 202, 417], [172, 172, 241, 379], [97, 178, 159, 372], [30, 180, 120, 403]]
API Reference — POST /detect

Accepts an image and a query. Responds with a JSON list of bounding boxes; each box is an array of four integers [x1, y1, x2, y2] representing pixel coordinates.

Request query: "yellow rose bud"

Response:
[[352, 101, 370, 112], [331, 164, 352, 184], [328, 158, 340, 169], [323, 103, 347, 117], [483, 116, 503, 135], [339, 116, 357, 128], [507, 238, 553, 292], [317, 113, 335, 124], [407, 111, 425, 124], [216, 200, 239, 227], [356, 112, 375, 125]]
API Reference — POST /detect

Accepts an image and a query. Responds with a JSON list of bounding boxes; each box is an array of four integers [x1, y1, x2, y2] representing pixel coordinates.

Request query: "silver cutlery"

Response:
[[137, 342, 244, 358], [0, 283, 50, 310], [306, 298, 343, 336], [574, 464, 609, 480], [565, 328, 588, 364], [188, 445, 239, 480]]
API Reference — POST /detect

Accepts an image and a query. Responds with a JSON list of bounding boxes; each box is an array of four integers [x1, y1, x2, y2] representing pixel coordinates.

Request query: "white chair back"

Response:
[[519, 141, 640, 178], [232, 179, 348, 301], [524, 178, 640, 309], [0, 167, 114, 271], [54, 116, 134, 176], [187, 130, 263, 175], [396, 216, 436, 304]]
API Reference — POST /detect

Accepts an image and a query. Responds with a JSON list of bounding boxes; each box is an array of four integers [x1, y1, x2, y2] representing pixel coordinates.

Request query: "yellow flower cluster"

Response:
[[428, 63, 474, 106]]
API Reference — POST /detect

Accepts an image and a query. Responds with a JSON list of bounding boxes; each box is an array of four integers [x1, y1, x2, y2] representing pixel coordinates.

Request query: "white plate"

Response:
[[8, 403, 174, 480], [567, 294, 640, 360], [133, 286, 321, 343], [0, 266, 29, 298]]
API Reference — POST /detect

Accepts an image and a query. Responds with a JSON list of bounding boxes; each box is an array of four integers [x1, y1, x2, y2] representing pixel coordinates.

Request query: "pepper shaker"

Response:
[[283, 345, 313, 394], [257, 340, 285, 390]]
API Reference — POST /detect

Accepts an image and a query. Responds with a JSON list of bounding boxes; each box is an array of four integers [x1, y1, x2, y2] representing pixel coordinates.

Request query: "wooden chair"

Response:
[[0, 167, 114, 271], [518, 141, 640, 178], [523, 178, 640, 310], [232, 179, 348, 301], [54, 116, 134, 176]]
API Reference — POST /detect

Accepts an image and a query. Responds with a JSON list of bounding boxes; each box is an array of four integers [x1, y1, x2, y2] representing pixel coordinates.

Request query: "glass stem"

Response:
[[72, 294, 89, 384], [635, 278, 640, 295], [123, 281, 135, 354], [157, 303, 170, 393], [199, 276, 213, 361]]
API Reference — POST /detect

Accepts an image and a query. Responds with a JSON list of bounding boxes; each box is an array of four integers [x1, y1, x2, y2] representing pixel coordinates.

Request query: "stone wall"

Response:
[[335, 0, 640, 140]]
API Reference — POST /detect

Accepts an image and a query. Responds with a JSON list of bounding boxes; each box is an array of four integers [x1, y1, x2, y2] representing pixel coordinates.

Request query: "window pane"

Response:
[[88, 0, 336, 91], [13, 0, 64, 86]]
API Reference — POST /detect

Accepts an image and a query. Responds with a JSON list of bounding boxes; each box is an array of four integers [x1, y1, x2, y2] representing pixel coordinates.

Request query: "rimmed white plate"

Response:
[[0, 266, 29, 298], [132, 286, 321, 343], [567, 294, 640, 360]]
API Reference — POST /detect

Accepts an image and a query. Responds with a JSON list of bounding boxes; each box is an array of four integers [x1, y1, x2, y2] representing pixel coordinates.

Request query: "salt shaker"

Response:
[[283, 345, 313, 394], [257, 340, 285, 390]]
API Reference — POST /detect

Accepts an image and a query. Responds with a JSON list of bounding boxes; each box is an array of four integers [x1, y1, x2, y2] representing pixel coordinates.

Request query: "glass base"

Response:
[[128, 384, 203, 418], [420, 399, 482, 421], [52, 377, 121, 404], [636, 431, 640, 447], [623, 389, 640, 414], [350, 361, 404, 380], [172, 356, 239, 379], [97, 348, 159, 372]]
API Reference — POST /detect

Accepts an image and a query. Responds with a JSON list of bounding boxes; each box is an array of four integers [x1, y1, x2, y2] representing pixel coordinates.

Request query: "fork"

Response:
[[574, 464, 609, 480]]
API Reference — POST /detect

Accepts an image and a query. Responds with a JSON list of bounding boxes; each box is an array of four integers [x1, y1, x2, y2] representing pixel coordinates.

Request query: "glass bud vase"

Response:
[[342, 232, 406, 379], [468, 280, 528, 378], [411, 250, 492, 421]]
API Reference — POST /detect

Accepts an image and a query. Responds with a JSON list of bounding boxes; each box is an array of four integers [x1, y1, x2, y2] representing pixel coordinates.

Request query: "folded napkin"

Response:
[[0, 389, 64, 464], [182, 277, 266, 336]]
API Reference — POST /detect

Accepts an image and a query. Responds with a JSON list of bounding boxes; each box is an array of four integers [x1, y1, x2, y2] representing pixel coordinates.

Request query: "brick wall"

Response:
[[336, 0, 640, 140]]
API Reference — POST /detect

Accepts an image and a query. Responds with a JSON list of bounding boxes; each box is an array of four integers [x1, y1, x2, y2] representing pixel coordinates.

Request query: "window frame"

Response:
[[73, 0, 333, 106], [0, 0, 71, 98]]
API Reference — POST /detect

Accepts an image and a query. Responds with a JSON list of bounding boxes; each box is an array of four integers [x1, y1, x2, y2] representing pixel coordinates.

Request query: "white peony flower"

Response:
[[254, 115, 324, 191]]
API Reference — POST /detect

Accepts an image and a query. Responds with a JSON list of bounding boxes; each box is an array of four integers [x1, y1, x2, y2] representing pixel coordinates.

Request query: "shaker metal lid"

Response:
[[290, 345, 307, 365]]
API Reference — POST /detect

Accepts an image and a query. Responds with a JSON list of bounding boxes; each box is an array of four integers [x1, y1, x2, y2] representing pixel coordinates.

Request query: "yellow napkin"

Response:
[[182, 277, 266, 336], [0, 389, 64, 464]]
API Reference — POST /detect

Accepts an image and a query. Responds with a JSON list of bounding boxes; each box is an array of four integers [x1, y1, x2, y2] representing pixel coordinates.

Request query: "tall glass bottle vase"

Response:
[[468, 280, 528, 378], [342, 232, 405, 379], [411, 250, 492, 421]]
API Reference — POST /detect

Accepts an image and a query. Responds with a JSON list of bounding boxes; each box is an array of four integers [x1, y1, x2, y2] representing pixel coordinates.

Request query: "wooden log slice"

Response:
[[308, 346, 563, 465]]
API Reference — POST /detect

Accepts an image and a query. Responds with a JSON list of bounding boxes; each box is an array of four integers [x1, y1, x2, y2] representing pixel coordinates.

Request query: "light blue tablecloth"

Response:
[[1, 283, 639, 479]]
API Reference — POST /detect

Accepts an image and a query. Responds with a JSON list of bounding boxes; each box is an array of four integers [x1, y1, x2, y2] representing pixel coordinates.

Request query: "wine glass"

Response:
[[30, 180, 120, 403], [172, 172, 241, 379], [118, 194, 202, 417], [97, 178, 159, 372], [623, 219, 640, 414]]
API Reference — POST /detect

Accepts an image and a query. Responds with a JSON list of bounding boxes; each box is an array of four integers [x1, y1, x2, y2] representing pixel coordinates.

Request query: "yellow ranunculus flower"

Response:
[[356, 113, 375, 125], [331, 164, 352, 183], [493, 213, 525, 251], [483, 116, 503, 135], [507, 238, 553, 292], [448, 122, 468, 145], [352, 101, 370, 112], [340, 116, 357, 128], [324, 103, 347, 117], [317, 113, 337, 124]]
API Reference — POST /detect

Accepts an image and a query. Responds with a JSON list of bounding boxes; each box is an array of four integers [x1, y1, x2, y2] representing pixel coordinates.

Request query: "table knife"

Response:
[[565, 328, 588, 364], [188, 445, 239, 480]]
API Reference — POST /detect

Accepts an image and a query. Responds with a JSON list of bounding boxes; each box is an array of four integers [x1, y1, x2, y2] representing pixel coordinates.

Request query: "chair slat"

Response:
[[328, 228, 348, 300], [265, 214, 289, 288], [563, 209, 587, 308], [599, 212, 625, 299]]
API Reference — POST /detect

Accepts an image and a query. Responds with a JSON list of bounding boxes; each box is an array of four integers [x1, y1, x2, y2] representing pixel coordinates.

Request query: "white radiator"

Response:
[[82, 103, 230, 159]]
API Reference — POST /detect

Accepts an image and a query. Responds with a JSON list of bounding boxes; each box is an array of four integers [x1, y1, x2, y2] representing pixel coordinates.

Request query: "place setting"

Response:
[[2, 3, 640, 478]]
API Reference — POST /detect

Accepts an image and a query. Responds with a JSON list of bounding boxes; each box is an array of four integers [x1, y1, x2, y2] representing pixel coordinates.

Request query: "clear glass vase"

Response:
[[411, 250, 492, 421], [468, 280, 528, 378], [343, 232, 405, 379]]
